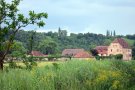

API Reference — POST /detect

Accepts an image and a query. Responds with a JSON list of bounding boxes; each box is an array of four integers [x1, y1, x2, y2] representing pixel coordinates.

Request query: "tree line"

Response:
[[13, 28, 135, 55]]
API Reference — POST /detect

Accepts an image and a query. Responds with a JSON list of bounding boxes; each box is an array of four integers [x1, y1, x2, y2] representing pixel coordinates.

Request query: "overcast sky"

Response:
[[16, 0, 135, 35]]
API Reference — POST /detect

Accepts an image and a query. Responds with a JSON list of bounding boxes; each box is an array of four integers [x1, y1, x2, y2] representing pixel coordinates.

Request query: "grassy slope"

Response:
[[123, 38, 135, 46]]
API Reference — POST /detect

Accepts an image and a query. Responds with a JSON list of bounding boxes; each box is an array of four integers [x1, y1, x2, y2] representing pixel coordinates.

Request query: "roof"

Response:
[[74, 51, 93, 58], [31, 51, 45, 56], [95, 46, 108, 50], [112, 38, 129, 48], [95, 46, 108, 54], [62, 49, 84, 56]]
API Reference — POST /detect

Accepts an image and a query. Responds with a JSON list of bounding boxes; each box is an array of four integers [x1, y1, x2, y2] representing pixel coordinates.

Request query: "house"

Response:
[[95, 38, 132, 60], [95, 46, 108, 56], [62, 49, 92, 58], [108, 38, 132, 60], [31, 51, 46, 57]]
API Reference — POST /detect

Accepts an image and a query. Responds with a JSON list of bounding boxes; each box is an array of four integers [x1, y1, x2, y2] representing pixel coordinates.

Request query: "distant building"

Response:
[[95, 46, 108, 56], [62, 49, 92, 58], [95, 38, 132, 60], [31, 51, 47, 57]]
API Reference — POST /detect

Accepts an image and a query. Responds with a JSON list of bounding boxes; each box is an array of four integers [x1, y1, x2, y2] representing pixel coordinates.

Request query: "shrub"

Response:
[[9, 62, 17, 69], [114, 54, 123, 60]]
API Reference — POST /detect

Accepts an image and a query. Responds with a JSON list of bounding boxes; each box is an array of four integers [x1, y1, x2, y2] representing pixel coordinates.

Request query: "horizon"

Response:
[[24, 29, 134, 36], [12, 0, 135, 35]]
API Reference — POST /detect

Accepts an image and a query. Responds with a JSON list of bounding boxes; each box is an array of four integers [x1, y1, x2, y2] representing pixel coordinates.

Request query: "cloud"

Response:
[[9, 0, 135, 35]]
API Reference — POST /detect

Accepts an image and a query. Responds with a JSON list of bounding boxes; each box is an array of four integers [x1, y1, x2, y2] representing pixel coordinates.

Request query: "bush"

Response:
[[9, 62, 17, 69], [23, 56, 37, 70], [114, 54, 123, 60], [95, 54, 123, 60]]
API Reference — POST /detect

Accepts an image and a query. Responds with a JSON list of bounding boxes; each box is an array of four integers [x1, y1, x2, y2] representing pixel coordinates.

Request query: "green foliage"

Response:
[[23, 56, 37, 70], [1, 60, 135, 90], [52, 63, 60, 70], [90, 49, 98, 56], [123, 38, 135, 46], [0, 0, 47, 70], [38, 37, 57, 54], [28, 30, 36, 53], [8, 61, 17, 69], [114, 54, 123, 60], [132, 47, 135, 60], [46, 54, 61, 61], [10, 41, 27, 58], [95, 54, 123, 60]]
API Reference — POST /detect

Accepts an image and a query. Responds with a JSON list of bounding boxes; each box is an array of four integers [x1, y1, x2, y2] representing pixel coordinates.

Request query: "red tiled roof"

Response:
[[112, 38, 129, 48], [95, 46, 108, 50], [31, 51, 45, 56], [62, 49, 84, 56], [95, 46, 108, 54], [74, 51, 92, 58]]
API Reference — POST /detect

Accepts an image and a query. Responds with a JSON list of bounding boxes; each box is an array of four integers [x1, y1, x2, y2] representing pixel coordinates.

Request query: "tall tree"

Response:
[[0, 0, 48, 70], [113, 30, 116, 37], [58, 27, 61, 36], [106, 30, 109, 37], [28, 31, 36, 54], [111, 31, 112, 36]]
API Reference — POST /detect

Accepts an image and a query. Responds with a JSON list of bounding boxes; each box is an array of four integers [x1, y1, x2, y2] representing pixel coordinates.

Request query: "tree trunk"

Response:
[[0, 58, 3, 70], [0, 52, 4, 70]]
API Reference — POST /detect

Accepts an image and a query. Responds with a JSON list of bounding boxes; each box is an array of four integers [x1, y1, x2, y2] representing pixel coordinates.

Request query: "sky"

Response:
[[14, 0, 135, 35]]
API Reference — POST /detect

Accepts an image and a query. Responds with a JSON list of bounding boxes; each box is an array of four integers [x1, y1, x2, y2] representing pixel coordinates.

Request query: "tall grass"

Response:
[[0, 60, 135, 90]]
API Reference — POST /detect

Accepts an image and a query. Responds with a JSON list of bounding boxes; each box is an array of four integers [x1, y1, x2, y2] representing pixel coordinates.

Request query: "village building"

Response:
[[62, 49, 92, 58], [31, 51, 47, 57], [95, 46, 108, 56], [95, 38, 132, 60]]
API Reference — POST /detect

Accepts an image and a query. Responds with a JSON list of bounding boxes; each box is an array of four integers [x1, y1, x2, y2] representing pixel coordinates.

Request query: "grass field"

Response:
[[1, 59, 135, 90], [4, 61, 62, 67]]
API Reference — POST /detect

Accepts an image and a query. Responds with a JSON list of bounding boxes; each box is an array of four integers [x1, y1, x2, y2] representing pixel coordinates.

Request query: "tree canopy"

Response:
[[0, 0, 48, 70]]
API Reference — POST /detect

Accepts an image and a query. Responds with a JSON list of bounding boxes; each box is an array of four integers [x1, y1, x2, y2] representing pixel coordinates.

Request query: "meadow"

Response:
[[1, 59, 135, 90]]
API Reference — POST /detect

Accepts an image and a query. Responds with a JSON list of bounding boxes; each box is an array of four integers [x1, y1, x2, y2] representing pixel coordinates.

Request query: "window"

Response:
[[117, 49, 119, 52], [111, 49, 112, 52]]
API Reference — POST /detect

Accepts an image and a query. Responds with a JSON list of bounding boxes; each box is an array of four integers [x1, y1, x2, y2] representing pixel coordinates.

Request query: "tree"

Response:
[[111, 31, 112, 36], [113, 30, 116, 37], [132, 42, 135, 60], [11, 41, 27, 60], [0, 0, 48, 70], [28, 31, 36, 54], [90, 49, 98, 56], [38, 37, 57, 54], [106, 30, 110, 37]]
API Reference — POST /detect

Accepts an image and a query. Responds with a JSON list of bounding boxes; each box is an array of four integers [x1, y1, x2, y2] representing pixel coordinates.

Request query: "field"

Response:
[[1, 59, 135, 90]]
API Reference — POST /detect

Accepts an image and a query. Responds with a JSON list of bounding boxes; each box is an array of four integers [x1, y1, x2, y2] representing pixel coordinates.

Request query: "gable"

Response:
[[112, 38, 130, 48]]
